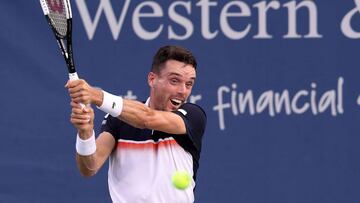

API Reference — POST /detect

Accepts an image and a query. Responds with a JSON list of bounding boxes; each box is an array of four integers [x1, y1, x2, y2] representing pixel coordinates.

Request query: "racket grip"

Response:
[[69, 72, 79, 81], [68, 72, 86, 109]]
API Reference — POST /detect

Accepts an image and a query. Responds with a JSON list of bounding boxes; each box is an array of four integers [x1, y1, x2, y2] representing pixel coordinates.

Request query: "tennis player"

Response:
[[66, 45, 207, 203]]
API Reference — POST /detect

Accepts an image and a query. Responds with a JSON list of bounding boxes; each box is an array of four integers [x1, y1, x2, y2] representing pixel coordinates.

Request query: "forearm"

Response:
[[76, 130, 99, 176], [76, 153, 98, 177], [68, 88, 113, 177], [76, 132, 115, 177], [119, 99, 153, 129], [94, 92, 158, 129]]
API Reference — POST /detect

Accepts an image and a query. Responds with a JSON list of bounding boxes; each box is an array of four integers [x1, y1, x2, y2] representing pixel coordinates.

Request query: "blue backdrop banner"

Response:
[[1, 0, 360, 202]]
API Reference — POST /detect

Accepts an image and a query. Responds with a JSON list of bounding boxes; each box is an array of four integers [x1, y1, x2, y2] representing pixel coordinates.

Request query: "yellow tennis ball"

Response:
[[172, 170, 191, 190]]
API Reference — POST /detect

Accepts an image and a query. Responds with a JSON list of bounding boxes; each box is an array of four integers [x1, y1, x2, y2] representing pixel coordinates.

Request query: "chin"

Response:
[[166, 105, 177, 111]]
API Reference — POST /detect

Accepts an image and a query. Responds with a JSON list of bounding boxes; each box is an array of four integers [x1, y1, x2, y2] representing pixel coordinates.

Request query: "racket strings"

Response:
[[46, 0, 68, 37]]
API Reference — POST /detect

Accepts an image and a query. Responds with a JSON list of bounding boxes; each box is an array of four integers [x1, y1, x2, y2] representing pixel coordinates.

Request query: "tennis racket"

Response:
[[40, 0, 78, 80], [40, 0, 84, 107]]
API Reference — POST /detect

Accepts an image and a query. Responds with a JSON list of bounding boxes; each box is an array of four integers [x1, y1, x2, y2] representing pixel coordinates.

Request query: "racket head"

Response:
[[40, 0, 71, 38]]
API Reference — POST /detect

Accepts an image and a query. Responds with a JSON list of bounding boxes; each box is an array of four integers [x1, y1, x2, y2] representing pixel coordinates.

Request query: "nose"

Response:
[[177, 83, 187, 95]]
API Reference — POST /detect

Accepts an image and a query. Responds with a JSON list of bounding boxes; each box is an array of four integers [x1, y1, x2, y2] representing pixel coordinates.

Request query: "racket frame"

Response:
[[39, 0, 78, 79]]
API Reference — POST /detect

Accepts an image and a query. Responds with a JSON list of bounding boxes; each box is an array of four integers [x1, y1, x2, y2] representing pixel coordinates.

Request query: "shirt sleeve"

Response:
[[172, 103, 207, 151], [100, 114, 120, 141]]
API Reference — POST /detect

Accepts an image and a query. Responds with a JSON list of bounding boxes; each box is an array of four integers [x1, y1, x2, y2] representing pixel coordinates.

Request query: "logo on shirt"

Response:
[[178, 109, 187, 116], [102, 114, 110, 125]]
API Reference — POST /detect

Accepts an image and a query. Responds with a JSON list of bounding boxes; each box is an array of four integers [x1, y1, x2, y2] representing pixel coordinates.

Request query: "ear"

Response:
[[148, 72, 156, 87]]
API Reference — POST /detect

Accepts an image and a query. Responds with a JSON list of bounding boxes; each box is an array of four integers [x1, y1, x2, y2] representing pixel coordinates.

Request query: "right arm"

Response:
[[70, 102, 115, 177], [67, 80, 187, 135]]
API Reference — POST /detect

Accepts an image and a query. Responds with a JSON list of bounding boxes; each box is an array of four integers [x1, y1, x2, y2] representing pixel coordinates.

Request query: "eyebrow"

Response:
[[168, 72, 196, 80]]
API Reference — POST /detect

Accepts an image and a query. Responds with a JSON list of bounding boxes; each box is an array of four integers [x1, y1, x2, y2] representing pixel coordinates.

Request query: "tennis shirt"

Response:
[[100, 102, 206, 203]]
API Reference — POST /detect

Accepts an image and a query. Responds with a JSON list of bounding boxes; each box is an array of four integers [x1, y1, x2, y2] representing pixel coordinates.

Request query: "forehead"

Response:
[[160, 60, 196, 78]]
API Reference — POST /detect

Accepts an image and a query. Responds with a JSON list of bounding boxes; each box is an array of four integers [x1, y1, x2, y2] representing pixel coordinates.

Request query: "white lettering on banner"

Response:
[[97, 79, 350, 131], [213, 86, 231, 130], [213, 77, 344, 130], [75, 0, 130, 40], [283, 0, 322, 39], [168, 1, 194, 40], [196, 0, 218, 39], [253, 1, 280, 39], [75, 0, 324, 40], [220, 1, 251, 40], [341, 0, 360, 39], [132, 1, 163, 40], [189, 94, 202, 104]]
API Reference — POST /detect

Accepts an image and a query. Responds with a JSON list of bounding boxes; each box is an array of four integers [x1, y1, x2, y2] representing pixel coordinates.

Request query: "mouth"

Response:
[[170, 98, 183, 108]]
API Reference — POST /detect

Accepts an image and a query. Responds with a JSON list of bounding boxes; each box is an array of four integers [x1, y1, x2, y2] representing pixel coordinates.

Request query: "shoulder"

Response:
[[176, 103, 207, 119], [173, 103, 207, 134], [172, 103, 207, 153], [102, 113, 122, 126], [100, 114, 126, 139]]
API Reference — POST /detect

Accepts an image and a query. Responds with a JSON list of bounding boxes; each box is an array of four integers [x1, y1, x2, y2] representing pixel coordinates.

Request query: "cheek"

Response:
[[163, 86, 176, 96], [153, 79, 165, 90], [160, 81, 175, 92], [155, 81, 172, 95]]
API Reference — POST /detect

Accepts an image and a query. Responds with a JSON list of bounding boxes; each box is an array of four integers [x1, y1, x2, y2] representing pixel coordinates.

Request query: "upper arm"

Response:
[[145, 111, 186, 134], [119, 99, 206, 136], [148, 103, 207, 138], [120, 99, 186, 134]]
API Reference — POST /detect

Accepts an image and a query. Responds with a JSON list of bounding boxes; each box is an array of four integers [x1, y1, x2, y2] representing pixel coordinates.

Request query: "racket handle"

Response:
[[69, 72, 79, 81], [68, 72, 86, 109]]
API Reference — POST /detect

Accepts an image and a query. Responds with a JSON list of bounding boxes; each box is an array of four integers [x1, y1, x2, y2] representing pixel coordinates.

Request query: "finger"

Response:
[[69, 93, 90, 103], [68, 79, 87, 89], [68, 85, 84, 94], [71, 119, 90, 126], [72, 108, 89, 116], [71, 101, 83, 109], [82, 107, 90, 113], [69, 91, 89, 98], [68, 91, 91, 105], [67, 82, 88, 95], [72, 105, 93, 116], [71, 99, 90, 106], [71, 113, 91, 120], [71, 117, 91, 124], [66, 79, 82, 88]]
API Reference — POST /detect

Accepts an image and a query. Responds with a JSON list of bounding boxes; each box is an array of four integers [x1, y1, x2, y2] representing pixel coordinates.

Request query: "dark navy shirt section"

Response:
[[100, 102, 207, 179]]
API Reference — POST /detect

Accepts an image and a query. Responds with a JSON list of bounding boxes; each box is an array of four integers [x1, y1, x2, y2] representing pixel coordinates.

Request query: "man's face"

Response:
[[148, 60, 196, 111]]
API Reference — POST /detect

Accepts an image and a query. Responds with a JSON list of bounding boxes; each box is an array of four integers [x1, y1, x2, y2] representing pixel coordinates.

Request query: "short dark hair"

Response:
[[151, 45, 197, 74]]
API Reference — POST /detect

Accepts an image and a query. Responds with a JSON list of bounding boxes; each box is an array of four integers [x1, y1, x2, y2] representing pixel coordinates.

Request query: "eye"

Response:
[[186, 82, 194, 88], [170, 78, 179, 85]]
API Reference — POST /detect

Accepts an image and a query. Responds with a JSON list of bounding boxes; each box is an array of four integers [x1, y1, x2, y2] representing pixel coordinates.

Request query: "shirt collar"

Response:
[[145, 97, 150, 107]]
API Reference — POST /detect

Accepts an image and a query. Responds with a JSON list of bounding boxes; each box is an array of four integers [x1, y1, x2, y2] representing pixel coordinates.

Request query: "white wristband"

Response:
[[76, 130, 96, 156], [97, 90, 123, 117]]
